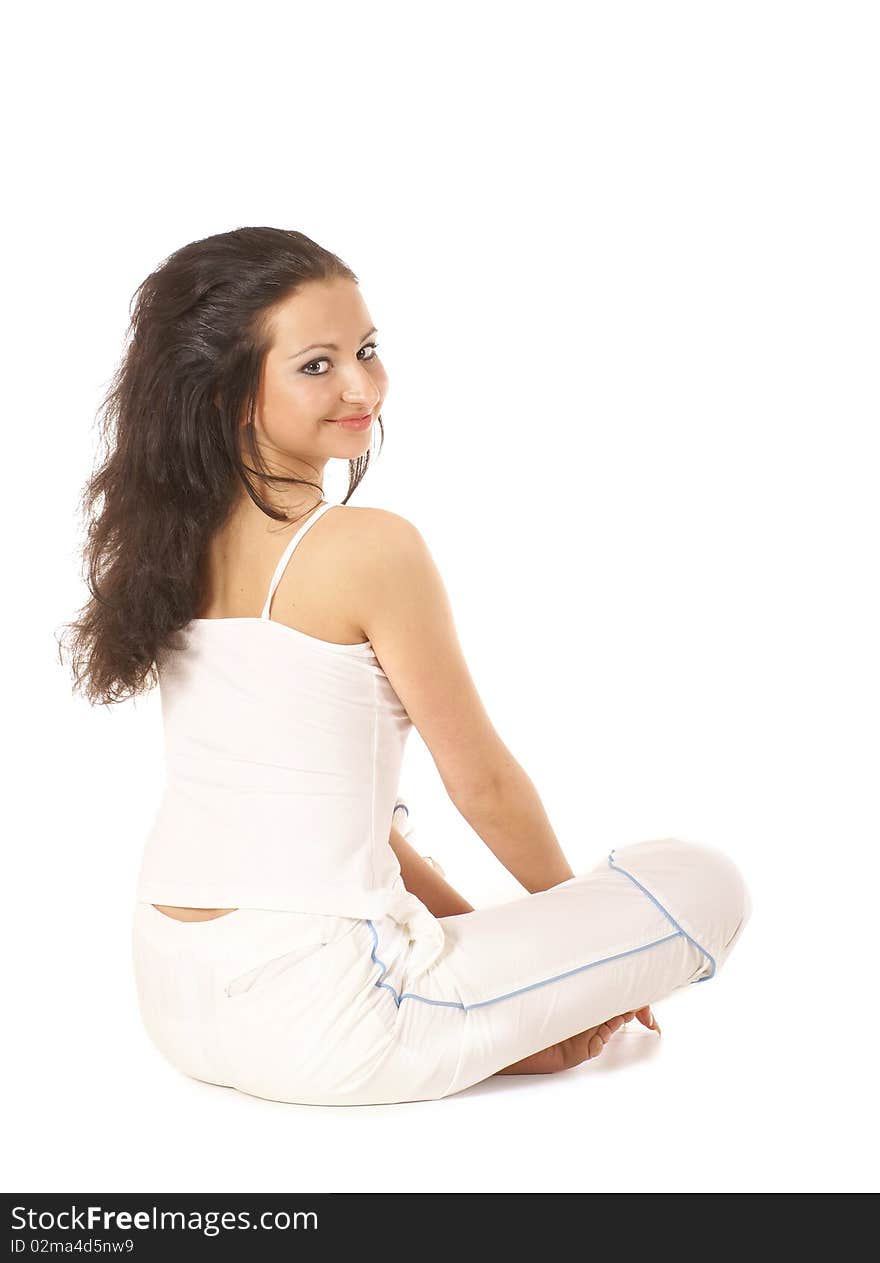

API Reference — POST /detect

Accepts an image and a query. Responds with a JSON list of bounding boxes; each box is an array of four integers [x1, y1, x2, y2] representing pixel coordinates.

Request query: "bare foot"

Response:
[[494, 1005, 660, 1075]]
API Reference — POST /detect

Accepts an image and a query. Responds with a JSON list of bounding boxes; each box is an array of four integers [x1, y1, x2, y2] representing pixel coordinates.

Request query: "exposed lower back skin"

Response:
[[151, 904, 237, 921]]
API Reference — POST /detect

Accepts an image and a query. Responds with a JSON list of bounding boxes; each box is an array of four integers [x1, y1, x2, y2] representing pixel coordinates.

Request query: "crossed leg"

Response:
[[388, 801, 664, 1076]]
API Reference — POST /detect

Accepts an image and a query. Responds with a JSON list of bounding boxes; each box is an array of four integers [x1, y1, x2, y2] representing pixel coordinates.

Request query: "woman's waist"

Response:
[[134, 874, 407, 918], [133, 873, 447, 981]]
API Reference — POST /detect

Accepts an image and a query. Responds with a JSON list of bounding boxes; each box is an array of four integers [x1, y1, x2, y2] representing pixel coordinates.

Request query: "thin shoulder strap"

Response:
[[260, 501, 336, 620]]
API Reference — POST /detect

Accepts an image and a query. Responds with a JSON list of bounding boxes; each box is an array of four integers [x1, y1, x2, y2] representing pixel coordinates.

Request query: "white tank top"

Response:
[[133, 500, 428, 935]]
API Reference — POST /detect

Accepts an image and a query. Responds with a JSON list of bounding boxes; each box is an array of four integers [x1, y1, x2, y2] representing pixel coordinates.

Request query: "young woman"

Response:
[[61, 227, 751, 1106]]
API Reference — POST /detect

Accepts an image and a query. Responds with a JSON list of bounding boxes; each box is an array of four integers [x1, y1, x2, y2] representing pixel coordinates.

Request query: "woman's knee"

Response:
[[611, 836, 752, 968], [663, 837, 752, 966]]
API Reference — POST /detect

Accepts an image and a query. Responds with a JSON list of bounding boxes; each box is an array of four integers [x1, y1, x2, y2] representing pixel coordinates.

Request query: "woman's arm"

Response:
[[388, 822, 475, 917], [351, 511, 578, 893]]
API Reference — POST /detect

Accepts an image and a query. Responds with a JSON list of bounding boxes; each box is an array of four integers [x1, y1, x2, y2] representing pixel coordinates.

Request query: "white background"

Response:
[[6, 0, 877, 1194]]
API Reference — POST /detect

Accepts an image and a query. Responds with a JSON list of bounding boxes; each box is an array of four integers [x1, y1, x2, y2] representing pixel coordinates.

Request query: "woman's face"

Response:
[[250, 277, 388, 468]]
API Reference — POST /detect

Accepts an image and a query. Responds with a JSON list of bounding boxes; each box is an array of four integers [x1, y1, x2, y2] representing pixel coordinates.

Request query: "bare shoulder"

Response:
[[328, 504, 423, 547], [327, 504, 427, 576], [320, 505, 428, 637]]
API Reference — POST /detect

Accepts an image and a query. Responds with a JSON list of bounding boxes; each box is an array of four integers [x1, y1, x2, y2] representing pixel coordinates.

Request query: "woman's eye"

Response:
[[302, 342, 380, 376]]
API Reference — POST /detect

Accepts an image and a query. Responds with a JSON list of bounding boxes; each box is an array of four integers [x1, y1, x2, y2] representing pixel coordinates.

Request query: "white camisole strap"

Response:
[[260, 500, 337, 621]]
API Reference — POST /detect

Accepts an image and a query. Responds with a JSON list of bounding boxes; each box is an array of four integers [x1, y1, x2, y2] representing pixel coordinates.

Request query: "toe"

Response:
[[588, 1032, 605, 1058]]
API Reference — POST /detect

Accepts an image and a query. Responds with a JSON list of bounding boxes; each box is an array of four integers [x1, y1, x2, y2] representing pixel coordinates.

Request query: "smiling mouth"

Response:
[[326, 412, 373, 430]]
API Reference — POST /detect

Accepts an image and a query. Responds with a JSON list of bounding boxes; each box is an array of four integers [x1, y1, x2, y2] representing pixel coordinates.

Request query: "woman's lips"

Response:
[[327, 412, 372, 431]]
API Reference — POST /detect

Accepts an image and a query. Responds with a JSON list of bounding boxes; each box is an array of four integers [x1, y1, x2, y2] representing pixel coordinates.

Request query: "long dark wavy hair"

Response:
[[56, 227, 384, 708]]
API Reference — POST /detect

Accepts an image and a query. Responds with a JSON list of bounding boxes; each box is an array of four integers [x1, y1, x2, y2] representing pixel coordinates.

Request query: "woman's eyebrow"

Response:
[[289, 327, 378, 359]]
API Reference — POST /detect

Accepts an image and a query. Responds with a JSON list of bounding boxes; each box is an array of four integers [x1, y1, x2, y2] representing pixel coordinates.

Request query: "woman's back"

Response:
[[136, 499, 414, 922], [197, 497, 370, 647]]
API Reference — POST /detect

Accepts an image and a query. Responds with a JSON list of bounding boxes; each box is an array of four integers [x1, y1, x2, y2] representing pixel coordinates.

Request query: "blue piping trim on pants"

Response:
[[365, 919, 683, 1011], [607, 849, 716, 983]]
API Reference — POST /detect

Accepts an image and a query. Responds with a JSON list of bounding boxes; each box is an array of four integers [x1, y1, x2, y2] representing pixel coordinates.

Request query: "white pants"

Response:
[[131, 836, 751, 1106]]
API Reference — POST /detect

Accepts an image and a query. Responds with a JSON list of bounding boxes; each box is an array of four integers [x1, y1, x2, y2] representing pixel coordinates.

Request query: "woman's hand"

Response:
[[389, 822, 475, 917]]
